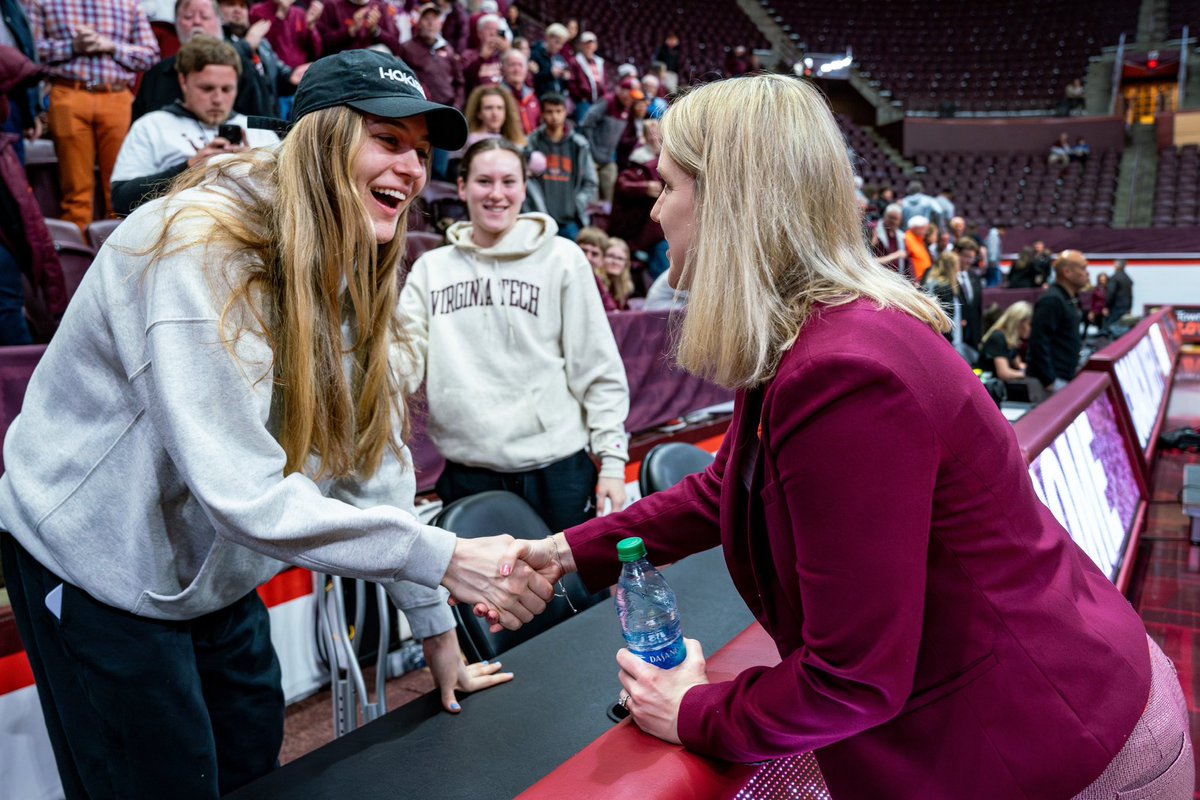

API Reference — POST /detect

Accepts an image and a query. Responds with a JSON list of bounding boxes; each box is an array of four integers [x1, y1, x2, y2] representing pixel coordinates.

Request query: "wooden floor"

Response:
[[1127, 351, 1200, 797], [280, 664, 435, 764]]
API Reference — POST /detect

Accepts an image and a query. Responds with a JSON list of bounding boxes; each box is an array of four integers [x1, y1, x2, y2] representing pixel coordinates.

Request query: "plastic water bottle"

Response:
[[615, 537, 685, 669]]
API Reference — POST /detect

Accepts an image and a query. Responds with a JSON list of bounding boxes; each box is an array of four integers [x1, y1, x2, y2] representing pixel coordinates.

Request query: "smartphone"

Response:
[[217, 123, 243, 145]]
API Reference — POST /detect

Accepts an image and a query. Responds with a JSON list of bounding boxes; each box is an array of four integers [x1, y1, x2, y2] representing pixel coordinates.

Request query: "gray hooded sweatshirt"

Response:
[[0, 161, 455, 631], [400, 213, 629, 479]]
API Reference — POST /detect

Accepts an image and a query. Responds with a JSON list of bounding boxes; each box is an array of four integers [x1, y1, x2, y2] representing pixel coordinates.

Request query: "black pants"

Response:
[[436, 449, 599, 533], [0, 532, 284, 799]]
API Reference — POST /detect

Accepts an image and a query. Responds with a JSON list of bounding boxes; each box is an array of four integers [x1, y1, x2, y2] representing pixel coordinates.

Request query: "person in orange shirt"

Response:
[[905, 215, 931, 283]]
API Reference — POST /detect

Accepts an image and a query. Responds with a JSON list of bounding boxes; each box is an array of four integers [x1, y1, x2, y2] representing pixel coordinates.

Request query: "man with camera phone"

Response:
[[111, 35, 279, 216]]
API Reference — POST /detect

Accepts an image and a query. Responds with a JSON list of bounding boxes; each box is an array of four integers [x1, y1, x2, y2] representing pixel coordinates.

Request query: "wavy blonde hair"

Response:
[[662, 75, 949, 388], [147, 106, 414, 480], [982, 300, 1033, 349], [464, 84, 527, 146]]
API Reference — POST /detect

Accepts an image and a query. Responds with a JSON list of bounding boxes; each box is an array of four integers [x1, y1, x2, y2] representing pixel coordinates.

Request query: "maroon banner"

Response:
[[1003, 227, 1200, 255]]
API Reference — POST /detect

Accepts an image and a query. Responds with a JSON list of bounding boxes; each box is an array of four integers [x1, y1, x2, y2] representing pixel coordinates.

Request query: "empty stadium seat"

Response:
[[43, 217, 86, 247], [86, 219, 122, 251], [54, 241, 96, 303], [769, 1, 1137, 112], [403, 230, 444, 272]]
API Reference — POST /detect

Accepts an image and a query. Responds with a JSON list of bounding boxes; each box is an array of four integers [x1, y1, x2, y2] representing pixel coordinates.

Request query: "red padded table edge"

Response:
[[516, 622, 783, 800]]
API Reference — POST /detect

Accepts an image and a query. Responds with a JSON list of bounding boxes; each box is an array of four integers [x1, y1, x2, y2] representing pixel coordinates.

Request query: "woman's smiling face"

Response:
[[353, 114, 430, 244]]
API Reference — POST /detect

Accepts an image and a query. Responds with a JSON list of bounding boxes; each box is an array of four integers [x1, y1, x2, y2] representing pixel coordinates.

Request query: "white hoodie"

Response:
[[400, 213, 629, 479]]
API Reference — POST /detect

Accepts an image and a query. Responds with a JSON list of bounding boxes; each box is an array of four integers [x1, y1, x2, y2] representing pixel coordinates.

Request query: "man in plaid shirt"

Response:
[[29, 0, 159, 229]]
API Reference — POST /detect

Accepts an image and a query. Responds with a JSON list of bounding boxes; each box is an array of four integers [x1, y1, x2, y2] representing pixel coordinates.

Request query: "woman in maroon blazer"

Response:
[[495, 75, 1193, 798]]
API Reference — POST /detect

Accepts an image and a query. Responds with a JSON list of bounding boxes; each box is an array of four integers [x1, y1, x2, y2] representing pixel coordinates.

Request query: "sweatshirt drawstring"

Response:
[[494, 256, 515, 345]]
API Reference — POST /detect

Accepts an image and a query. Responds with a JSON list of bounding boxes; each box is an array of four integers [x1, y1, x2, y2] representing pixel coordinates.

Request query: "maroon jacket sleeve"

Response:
[[677, 353, 937, 762], [565, 422, 731, 589]]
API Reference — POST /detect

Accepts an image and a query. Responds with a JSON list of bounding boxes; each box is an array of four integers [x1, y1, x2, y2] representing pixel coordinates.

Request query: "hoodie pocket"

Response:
[[531, 380, 581, 435], [429, 383, 545, 448]]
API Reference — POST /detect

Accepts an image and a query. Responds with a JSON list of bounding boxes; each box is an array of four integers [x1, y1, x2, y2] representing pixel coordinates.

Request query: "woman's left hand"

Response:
[[616, 638, 709, 744], [595, 476, 628, 516], [422, 630, 513, 713]]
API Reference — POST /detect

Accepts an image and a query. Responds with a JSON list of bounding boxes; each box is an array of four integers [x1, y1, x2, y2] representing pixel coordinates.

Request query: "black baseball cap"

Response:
[[250, 50, 467, 150]]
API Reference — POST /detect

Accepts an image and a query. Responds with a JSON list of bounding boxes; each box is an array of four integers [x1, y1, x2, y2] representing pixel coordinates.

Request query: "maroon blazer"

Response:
[[567, 299, 1150, 799]]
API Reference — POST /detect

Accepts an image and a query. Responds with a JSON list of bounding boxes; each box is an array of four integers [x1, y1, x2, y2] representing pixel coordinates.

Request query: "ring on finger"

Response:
[[619, 693, 630, 709]]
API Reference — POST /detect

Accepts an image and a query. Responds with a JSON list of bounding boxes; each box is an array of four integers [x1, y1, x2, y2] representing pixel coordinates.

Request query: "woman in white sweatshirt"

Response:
[[401, 138, 630, 531], [0, 51, 552, 798]]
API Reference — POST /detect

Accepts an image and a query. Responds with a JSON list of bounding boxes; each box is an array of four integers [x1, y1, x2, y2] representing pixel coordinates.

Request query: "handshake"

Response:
[[440, 534, 574, 632]]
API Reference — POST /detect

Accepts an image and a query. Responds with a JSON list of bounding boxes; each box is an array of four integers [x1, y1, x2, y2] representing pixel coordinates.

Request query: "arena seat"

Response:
[[0, 344, 47, 473], [43, 217, 86, 247], [638, 442, 715, 497], [839, 114, 905, 194], [25, 139, 61, 218], [86, 219, 122, 251], [767, 0, 1138, 112], [55, 242, 95, 303], [416, 180, 468, 231], [403, 230, 444, 273], [910, 150, 1119, 229], [1168, 0, 1200, 38], [1153, 146, 1200, 227], [433, 491, 601, 663]]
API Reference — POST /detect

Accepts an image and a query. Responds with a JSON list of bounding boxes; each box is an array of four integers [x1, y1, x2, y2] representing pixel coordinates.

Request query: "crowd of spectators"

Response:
[[860, 170, 1140, 404], [0, 0, 1146, 362], [3, 0, 778, 332]]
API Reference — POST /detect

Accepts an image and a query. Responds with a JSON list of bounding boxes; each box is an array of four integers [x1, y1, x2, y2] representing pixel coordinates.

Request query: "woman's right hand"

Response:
[[476, 535, 573, 631], [442, 536, 556, 630]]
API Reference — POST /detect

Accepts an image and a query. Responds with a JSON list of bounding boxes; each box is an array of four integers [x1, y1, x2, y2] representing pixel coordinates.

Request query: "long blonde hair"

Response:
[[662, 74, 949, 388], [148, 106, 413, 480], [928, 250, 961, 296], [982, 301, 1033, 349], [600, 237, 635, 305], [464, 84, 527, 146]]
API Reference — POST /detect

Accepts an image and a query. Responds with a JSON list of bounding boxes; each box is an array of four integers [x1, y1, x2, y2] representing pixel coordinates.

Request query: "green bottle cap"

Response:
[[617, 537, 647, 562]]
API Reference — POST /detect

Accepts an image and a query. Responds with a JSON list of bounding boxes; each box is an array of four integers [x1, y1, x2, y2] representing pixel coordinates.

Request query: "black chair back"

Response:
[[638, 442, 715, 497], [433, 491, 598, 663]]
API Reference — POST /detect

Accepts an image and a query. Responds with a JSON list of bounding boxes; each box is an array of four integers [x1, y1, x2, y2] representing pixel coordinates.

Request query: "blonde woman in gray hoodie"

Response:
[[401, 138, 630, 532], [0, 52, 552, 798]]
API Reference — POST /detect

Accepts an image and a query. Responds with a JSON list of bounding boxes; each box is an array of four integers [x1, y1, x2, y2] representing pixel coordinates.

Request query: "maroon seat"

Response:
[[43, 217, 86, 247], [86, 219, 121, 251], [403, 230, 445, 275], [0, 343, 47, 473], [56, 243, 95, 303]]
